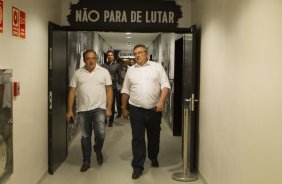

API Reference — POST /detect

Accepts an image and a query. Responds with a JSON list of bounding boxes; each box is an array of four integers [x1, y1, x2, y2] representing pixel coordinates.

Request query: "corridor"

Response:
[[38, 117, 204, 184]]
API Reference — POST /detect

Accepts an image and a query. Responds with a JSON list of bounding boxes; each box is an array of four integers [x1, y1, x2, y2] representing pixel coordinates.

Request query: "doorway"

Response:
[[48, 26, 199, 174]]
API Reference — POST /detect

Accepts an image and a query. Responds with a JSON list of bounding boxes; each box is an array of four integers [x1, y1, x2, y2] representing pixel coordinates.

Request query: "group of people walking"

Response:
[[66, 44, 170, 179]]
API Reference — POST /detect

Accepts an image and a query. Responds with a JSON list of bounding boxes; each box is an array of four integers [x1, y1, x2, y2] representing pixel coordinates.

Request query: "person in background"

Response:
[[129, 58, 136, 66], [66, 50, 113, 172], [102, 51, 122, 127], [121, 44, 170, 179], [116, 59, 128, 118]]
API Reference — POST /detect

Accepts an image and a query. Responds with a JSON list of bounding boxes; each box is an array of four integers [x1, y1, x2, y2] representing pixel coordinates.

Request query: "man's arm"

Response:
[[66, 87, 76, 122], [155, 87, 170, 112], [105, 85, 113, 117], [121, 93, 130, 119]]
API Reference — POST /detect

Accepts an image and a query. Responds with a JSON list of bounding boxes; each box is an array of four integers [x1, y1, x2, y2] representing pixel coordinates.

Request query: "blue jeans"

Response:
[[129, 105, 162, 171], [78, 108, 106, 162]]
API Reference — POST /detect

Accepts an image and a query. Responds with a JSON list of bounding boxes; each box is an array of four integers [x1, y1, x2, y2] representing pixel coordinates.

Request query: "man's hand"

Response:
[[106, 109, 112, 118], [66, 111, 74, 123], [122, 108, 129, 119], [155, 101, 165, 112]]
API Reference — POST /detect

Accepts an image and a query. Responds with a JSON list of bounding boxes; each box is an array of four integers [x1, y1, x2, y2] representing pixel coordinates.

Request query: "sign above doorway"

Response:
[[63, 0, 190, 32]]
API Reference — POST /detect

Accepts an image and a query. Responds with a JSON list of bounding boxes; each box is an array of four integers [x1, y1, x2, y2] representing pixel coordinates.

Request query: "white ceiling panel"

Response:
[[96, 32, 160, 51]]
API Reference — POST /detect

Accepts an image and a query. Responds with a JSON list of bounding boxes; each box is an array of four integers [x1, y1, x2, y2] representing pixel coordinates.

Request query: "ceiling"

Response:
[[96, 32, 160, 51]]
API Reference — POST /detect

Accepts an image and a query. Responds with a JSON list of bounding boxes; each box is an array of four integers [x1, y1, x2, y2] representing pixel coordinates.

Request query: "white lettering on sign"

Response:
[[76, 8, 100, 22], [118, 52, 134, 58], [145, 11, 174, 23], [130, 11, 142, 23], [74, 8, 175, 24], [104, 10, 127, 22], [20, 15, 25, 24]]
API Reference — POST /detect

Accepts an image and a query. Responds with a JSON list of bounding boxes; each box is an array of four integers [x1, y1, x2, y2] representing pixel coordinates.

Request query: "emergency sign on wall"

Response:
[[12, 7, 19, 37], [12, 6, 25, 39], [0, 0, 3, 33]]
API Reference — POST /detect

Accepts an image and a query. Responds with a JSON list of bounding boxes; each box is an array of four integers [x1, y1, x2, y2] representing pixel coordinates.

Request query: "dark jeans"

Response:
[[109, 88, 119, 122], [129, 105, 162, 171], [116, 89, 122, 116], [78, 108, 106, 162]]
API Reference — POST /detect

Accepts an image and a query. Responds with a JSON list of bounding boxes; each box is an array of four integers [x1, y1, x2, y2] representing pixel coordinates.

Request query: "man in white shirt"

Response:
[[121, 44, 170, 179], [66, 50, 113, 172]]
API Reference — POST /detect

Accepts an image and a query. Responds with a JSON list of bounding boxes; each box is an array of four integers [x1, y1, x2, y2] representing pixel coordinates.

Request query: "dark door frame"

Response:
[[48, 22, 68, 174], [48, 22, 199, 174]]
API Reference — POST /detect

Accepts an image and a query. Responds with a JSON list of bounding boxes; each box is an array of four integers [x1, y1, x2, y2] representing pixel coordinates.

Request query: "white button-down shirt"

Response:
[[121, 60, 170, 109], [70, 65, 112, 112]]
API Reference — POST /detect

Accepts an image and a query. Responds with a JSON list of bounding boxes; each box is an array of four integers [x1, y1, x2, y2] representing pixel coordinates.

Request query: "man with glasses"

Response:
[[121, 44, 170, 179], [66, 49, 113, 172]]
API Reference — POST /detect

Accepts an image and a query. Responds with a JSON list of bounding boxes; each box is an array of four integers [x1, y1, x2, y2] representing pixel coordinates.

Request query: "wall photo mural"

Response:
[[0, 69, 13, 182]]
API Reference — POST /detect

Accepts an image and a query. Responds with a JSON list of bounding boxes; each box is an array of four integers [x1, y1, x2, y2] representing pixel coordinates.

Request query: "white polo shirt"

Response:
[[121, 60, 170, 109], [70, 65, 112, 112]]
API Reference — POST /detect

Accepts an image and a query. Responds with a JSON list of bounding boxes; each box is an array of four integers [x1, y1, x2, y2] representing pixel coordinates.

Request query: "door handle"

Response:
[[185, 98, 191, 102], [185, 94, 198, 111], [184, 98, 191, 110], [191, 94, 198, 111]]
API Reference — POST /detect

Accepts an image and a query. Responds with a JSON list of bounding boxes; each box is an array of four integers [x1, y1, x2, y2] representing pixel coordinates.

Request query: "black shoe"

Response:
[[96, 151, 103, 165], [80, 161, 90, 172], [109, 121, 113, 127], [116, 114, 121, 118], [151, 159, 159, 167], [132, 170, 142, 179]]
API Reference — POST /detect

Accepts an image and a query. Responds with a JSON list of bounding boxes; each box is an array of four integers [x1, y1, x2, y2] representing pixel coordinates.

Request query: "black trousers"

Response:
[[129, 105, 162, 171], [109, 88, 118, 122], [116, 89, 122, 116]]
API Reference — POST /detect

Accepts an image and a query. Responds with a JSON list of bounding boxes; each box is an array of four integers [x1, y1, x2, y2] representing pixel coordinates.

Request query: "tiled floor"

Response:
[[39, 117, 205, 184]]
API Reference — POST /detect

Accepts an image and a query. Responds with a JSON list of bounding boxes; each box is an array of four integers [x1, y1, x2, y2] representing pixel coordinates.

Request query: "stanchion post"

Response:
[[172, 99, 198, 182]]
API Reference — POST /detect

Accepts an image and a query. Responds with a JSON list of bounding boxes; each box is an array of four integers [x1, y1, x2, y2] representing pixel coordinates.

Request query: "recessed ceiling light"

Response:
[[126, 37, 132, 39]]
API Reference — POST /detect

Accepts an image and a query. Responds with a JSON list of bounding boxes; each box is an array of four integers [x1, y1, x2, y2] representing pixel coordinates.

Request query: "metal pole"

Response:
[[172, 99, 198, 182]]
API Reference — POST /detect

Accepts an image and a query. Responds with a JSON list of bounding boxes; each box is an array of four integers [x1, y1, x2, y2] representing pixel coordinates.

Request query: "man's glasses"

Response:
[[133, 51, 145, 57]]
